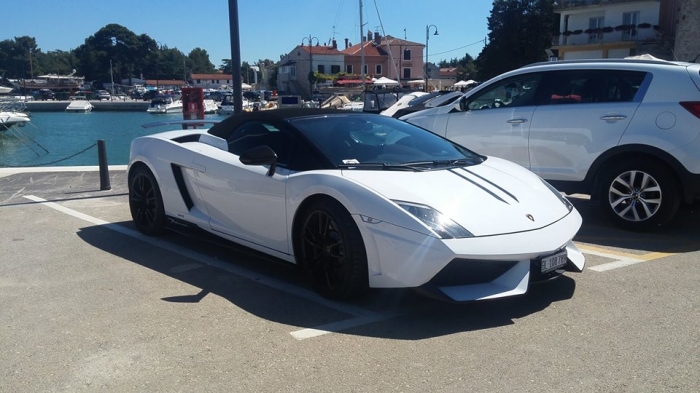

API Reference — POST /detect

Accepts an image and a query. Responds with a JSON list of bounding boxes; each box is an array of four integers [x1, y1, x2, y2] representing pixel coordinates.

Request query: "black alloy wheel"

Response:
[[129, 166, 165, 236], [299, 199, 368, 299]]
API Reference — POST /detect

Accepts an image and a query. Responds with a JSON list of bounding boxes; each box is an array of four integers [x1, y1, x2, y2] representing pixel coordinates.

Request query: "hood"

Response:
[[342, 157, 572, 237]]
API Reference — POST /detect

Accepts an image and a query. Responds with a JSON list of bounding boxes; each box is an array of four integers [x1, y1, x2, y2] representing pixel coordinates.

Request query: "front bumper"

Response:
[[416, 240, 583, 302], [359, 209, 584, 302]]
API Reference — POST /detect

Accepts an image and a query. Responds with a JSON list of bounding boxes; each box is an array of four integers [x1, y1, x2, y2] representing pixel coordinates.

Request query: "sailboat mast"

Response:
[[360, 0, 365, 90]]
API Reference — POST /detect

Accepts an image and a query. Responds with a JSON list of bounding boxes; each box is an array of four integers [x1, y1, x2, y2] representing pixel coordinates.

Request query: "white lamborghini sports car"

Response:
[[128, 108, 585, 302]]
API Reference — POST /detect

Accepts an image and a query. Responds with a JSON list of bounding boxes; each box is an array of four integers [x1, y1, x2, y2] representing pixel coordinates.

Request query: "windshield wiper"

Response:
[[337, 162, 429, 171], [400, 159, 474, 168]]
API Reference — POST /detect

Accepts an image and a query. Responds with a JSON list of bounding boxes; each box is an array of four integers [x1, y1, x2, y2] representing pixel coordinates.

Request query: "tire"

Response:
[[129, 166, 166, 236], [298, 199, 369, 300], [599, 160, 680, 231]]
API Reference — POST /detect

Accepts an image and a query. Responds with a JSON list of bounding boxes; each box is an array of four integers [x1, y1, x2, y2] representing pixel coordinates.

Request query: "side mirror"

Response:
[[458, 96, 469, 111], [240, 145, 277, 176]]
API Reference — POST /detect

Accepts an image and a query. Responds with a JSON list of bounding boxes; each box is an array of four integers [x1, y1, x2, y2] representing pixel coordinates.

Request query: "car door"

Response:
[[191, 120, 292, 255], [528, 69, 646, 182], [444, 73, 543, 169]]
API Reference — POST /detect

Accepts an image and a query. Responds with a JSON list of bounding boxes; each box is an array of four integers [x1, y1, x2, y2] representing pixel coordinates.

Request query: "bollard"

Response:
[[97, 139, 111, 190]]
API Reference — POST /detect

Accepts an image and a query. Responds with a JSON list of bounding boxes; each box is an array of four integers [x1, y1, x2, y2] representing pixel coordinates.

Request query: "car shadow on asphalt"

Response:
[[75, 221, 577, 340], [569, 196, 700, 253]]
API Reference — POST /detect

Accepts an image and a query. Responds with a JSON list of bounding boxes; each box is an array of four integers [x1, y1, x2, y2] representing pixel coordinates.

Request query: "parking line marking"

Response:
[[24, 195, 389, 334], [576, 244, 674, 272], [28, 195, 679, 339], [291, 312, 402, 340]]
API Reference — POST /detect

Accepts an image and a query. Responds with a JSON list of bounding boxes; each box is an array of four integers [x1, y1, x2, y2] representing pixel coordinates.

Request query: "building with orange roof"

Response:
[[277, 32, 427, 98]]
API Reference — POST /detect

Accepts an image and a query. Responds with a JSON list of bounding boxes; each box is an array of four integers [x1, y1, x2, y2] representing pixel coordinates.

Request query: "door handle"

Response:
[[507, 118, 527, 124], [600, 115, 627, 121]]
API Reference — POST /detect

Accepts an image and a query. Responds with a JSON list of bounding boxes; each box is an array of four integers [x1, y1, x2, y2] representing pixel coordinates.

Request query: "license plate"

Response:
[[541, 251, 568, 273]]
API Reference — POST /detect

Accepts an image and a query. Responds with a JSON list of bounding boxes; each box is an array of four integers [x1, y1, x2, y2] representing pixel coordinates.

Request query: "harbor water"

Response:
[[0, 111, 228, 167]]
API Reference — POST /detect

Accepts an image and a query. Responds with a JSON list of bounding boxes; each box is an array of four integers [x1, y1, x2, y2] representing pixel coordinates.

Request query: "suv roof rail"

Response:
[[520, 58, 686, 69]]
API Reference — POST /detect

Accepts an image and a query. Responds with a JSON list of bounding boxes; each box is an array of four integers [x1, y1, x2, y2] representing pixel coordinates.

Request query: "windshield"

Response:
[[289, 114, 483, 169]]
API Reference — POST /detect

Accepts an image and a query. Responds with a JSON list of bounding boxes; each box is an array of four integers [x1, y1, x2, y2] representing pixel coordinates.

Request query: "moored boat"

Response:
[[65, 96, 94, 113], [0, 111, 30, 130], [203, 99, 219, 114], [146, 95, 183, 114]]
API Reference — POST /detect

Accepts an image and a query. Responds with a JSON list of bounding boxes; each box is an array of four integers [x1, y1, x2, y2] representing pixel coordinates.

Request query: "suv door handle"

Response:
[[507, 118, 527, 124], [600, 115, 627, 121]]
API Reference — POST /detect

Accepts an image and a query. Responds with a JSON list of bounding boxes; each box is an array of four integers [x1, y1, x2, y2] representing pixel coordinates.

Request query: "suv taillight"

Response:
[[680, 102, 700, 119]]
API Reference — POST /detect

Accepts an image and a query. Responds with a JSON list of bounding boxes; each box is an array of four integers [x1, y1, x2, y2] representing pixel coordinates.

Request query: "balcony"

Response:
[[552, 24, 660, 47], [553, 0, 659, 10]]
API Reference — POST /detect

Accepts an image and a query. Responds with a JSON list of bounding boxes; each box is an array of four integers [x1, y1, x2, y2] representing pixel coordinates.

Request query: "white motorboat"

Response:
[[146, 95, 183, 114], [0, 86, 13, 94], [340, 101, 364, 111], [203, 99, 219, 114], [65, 96, 94, 113], [218, 94, 252, 115], [0, 111, 30, 130]]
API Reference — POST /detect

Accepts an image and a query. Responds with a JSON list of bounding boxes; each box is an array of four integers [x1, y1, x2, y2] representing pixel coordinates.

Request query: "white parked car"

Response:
[[128, 109, 584, 302], [96, 90, 111, 101], [402, 59, 700, 230]]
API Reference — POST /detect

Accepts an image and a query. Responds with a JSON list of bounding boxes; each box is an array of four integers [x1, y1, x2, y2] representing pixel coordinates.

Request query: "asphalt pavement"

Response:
[[1, 167, 698, 392]]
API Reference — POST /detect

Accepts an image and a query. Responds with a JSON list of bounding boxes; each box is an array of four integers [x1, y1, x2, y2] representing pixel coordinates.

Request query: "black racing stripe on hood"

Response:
[[448, 169, 509, 204], [460, 168, 519, 203]]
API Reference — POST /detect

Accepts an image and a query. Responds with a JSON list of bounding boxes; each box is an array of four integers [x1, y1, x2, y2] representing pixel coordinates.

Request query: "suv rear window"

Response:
[[540, 70, 647, 104]]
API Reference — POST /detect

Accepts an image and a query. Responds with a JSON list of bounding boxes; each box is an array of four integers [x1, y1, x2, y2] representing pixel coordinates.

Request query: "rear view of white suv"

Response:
[[402, 59, 700, 230]]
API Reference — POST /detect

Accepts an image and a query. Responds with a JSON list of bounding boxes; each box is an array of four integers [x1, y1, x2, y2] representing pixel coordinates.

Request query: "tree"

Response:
[[0, 37, 39, 78], [440, 53, 477, 82], [188, 48, 216, 74], [219, 59, 233, 74], [475, 0, 555, 81], [74, 24, 148, 85]]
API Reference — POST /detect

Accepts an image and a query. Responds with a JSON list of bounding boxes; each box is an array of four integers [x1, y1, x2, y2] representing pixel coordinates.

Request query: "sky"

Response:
[[4, 0, 493, 69]]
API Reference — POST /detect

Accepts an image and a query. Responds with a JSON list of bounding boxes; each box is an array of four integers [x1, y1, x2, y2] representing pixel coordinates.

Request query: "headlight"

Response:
[[541, 179, 574, 211], [393, 200, 473, 239]]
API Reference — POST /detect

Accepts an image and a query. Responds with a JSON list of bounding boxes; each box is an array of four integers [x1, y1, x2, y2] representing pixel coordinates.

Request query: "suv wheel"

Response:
[[599, 160, 680, 231]]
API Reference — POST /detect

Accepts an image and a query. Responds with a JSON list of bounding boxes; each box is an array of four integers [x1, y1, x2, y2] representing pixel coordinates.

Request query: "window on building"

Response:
[[291, 66, 296, 78], [318, 64, 325, 73], [375, 64, 382, 75], [403, 68, 411, 80], [588, 16, 605, 44], [346, 65, 353, 74], [403, 49, 411, 61], [622, 11, 639, 41], [363, 64, 368, 74], [331, 65, 340, 74]]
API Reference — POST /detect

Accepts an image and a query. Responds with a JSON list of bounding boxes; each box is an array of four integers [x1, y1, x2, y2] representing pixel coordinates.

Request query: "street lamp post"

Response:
[[301, 35, 319, 98], [425, 24, 439, 92]]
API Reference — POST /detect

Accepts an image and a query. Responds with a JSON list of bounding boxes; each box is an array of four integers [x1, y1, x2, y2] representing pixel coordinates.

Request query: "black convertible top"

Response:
[[207, 108, 350, 139]]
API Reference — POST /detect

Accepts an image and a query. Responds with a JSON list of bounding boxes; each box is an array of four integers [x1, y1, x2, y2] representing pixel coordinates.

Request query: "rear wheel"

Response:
[[298, 199, 369, 299], [599, 160, 679, 231], [129, 165, 165, 236]]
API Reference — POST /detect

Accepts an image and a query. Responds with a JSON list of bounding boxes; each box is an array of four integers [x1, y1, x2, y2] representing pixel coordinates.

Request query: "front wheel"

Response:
[[298, 199, 369, 300], [599, 160, 680, 231], [129, 166, 166, 236]]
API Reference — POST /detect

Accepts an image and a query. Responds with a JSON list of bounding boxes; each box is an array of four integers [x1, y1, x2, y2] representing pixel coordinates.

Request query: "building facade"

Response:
[[276, 32, 426, 98], [189, 73, 234, 90], [552, 0, 666, 60], [673, 0, 700, 62]]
